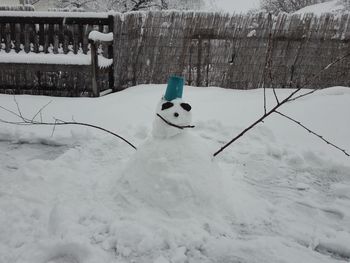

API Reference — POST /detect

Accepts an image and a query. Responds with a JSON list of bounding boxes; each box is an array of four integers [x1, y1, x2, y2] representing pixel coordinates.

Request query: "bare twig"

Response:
[[213, 51, 350, 157], [263, 83, 267, 114], [275, 111, 349, 157], [32, 100, 52, 122], [0, 103, 137, 150], [261, 13, 279, 110], [288, 41, 303, 89], [13, 95, 24, 119], [51, 119, 58, 137], [0, 105, 22, 118], [272, 88, 279, 104], [289, 52, 350, 102]]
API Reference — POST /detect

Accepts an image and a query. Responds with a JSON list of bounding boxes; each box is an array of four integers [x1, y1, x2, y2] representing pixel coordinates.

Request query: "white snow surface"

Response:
[[0, 51, 113, 68], [0, 85, 350, 263], [294, 0, 347, 15], [0, 11, 109, 18], [88, 31, 114, 43]]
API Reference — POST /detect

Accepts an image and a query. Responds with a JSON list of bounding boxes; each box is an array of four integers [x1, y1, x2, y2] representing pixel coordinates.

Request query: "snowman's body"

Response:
[[118, 97, 226, 215]]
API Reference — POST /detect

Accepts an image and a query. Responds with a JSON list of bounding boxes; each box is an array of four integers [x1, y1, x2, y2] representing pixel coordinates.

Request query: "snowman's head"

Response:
[[152, 98, 193, 139]]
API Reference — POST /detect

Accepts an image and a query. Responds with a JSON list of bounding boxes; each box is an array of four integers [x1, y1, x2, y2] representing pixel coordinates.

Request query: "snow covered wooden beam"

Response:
[[88, 31, 114, 43]]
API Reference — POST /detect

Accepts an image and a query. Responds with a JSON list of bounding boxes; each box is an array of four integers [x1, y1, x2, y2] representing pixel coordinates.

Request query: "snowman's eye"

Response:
[[161, 102, 174, 110], [180, 103, 191, 112]]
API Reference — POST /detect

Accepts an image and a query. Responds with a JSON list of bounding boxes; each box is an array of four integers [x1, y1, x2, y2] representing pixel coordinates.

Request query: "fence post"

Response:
[[90, 40, 99, 97], [108, 15, 115, 91]]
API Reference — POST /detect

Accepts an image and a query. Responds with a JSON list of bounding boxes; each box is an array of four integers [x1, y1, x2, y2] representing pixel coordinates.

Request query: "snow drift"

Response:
[[0, 85, 350, 263]]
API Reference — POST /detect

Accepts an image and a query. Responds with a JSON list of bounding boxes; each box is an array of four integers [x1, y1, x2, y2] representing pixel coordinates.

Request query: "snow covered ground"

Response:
[[294, 0, 348, 15], [0, 85, 350, 263]]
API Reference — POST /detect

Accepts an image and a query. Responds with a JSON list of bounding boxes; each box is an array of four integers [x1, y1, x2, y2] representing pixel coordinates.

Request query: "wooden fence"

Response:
[[0, 12, 113, 96], [113, 12, 350, 90], [0, 11, 350, 96]]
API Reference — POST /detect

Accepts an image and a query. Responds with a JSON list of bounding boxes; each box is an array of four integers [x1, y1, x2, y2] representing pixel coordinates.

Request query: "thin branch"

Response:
[[272, 88, 279, 104], [213, 51, 350, 157], [0, 104, 137, 150], [288, 41, 303, 89], [262, 13, 279, 110], [0, 118, 29, 125], [0, 105, 23, 119], [275, 111, 349, 157], [32, 100, 52, 122], [264, 86, 267, 114], [289, 52, 350, 102], [51, 119, 58, 137], [13, 95, 24, 119]]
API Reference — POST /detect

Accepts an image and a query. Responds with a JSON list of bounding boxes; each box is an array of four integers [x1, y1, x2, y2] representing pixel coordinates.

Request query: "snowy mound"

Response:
[[1, 85, 350, 263], [294, 0, 348, 15], [118, 132, 228, 216]]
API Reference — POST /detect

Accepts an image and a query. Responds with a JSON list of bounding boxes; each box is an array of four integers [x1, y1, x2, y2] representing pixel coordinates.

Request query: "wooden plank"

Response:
[[90, 40, 99, 97], [108, 15, 114, 90], [14, 23, 21, 53], [33, 24, 40, 53], [24, 24, 30, 53], [5, 23, 11, 52], [72, 24, 79, 54], [48, 23, 55, 49], [63, 24, 70, 54], [53, 24, 59, 54], [0, 23, 3, 51], [39, 23, 45, 46], [43, 24, 49, 53]]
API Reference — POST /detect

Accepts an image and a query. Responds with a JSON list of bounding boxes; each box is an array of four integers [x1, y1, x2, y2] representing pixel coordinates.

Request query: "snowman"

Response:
[[152, 76, 193, 139], [117, 76, 227, 216]]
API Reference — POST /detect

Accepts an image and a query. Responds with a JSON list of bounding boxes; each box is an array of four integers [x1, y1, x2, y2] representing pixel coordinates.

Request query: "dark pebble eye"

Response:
[[161, 102, 174, 110], [180, 103, 191, 112]]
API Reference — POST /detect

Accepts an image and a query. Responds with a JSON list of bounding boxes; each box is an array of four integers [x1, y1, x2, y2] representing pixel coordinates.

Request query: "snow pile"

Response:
[[0, 85, 350, 263], [0, 51, 112, 68], [0, 10, 108, 18], [88, 31, 113, 43], [119, 132, 229, 216], [294, 0, 348, 15]]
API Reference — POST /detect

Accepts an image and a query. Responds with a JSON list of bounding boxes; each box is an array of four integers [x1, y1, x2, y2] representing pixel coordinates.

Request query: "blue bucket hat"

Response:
[[164, 75, 184, 101]]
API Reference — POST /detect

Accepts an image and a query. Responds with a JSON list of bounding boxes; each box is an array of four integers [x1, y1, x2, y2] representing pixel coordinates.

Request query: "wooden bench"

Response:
[[0, 12, 114, 97]]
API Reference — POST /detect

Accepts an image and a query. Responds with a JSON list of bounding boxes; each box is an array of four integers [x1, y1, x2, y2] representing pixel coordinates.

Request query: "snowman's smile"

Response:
[[156, 113, 195, 130]]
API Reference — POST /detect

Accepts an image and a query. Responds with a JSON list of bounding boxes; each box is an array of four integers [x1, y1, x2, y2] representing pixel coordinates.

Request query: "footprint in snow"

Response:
[[22, 241, 110, 263]]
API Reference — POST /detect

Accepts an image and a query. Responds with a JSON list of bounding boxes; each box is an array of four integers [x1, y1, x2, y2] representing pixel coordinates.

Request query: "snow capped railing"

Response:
[[88, 31, 113, 43], [0, 13, 114, 97], [1, 11, 350, 97]]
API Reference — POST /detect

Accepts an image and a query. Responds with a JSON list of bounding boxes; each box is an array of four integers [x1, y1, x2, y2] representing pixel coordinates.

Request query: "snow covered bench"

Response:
[[0, 30, 113, 97]]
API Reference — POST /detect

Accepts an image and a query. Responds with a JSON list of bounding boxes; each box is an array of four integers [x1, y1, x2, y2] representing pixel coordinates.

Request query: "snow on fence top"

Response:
[[88, 31, 113, 42], [0, 5, 34, 11], [0, 11, 109, 18], [0, 11, 350, 96], [0, 51, 112, 68]]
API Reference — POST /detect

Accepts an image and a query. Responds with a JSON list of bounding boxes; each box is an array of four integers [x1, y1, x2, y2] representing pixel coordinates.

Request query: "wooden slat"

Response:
[[24, 24, 30, 53], [53, 24, 59, 54], [4, 23, 11, 52]]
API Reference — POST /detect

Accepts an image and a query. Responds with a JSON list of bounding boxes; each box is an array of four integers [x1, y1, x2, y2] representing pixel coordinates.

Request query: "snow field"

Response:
[[0, 85, 350, 262], [294, 0, 348, 15]]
